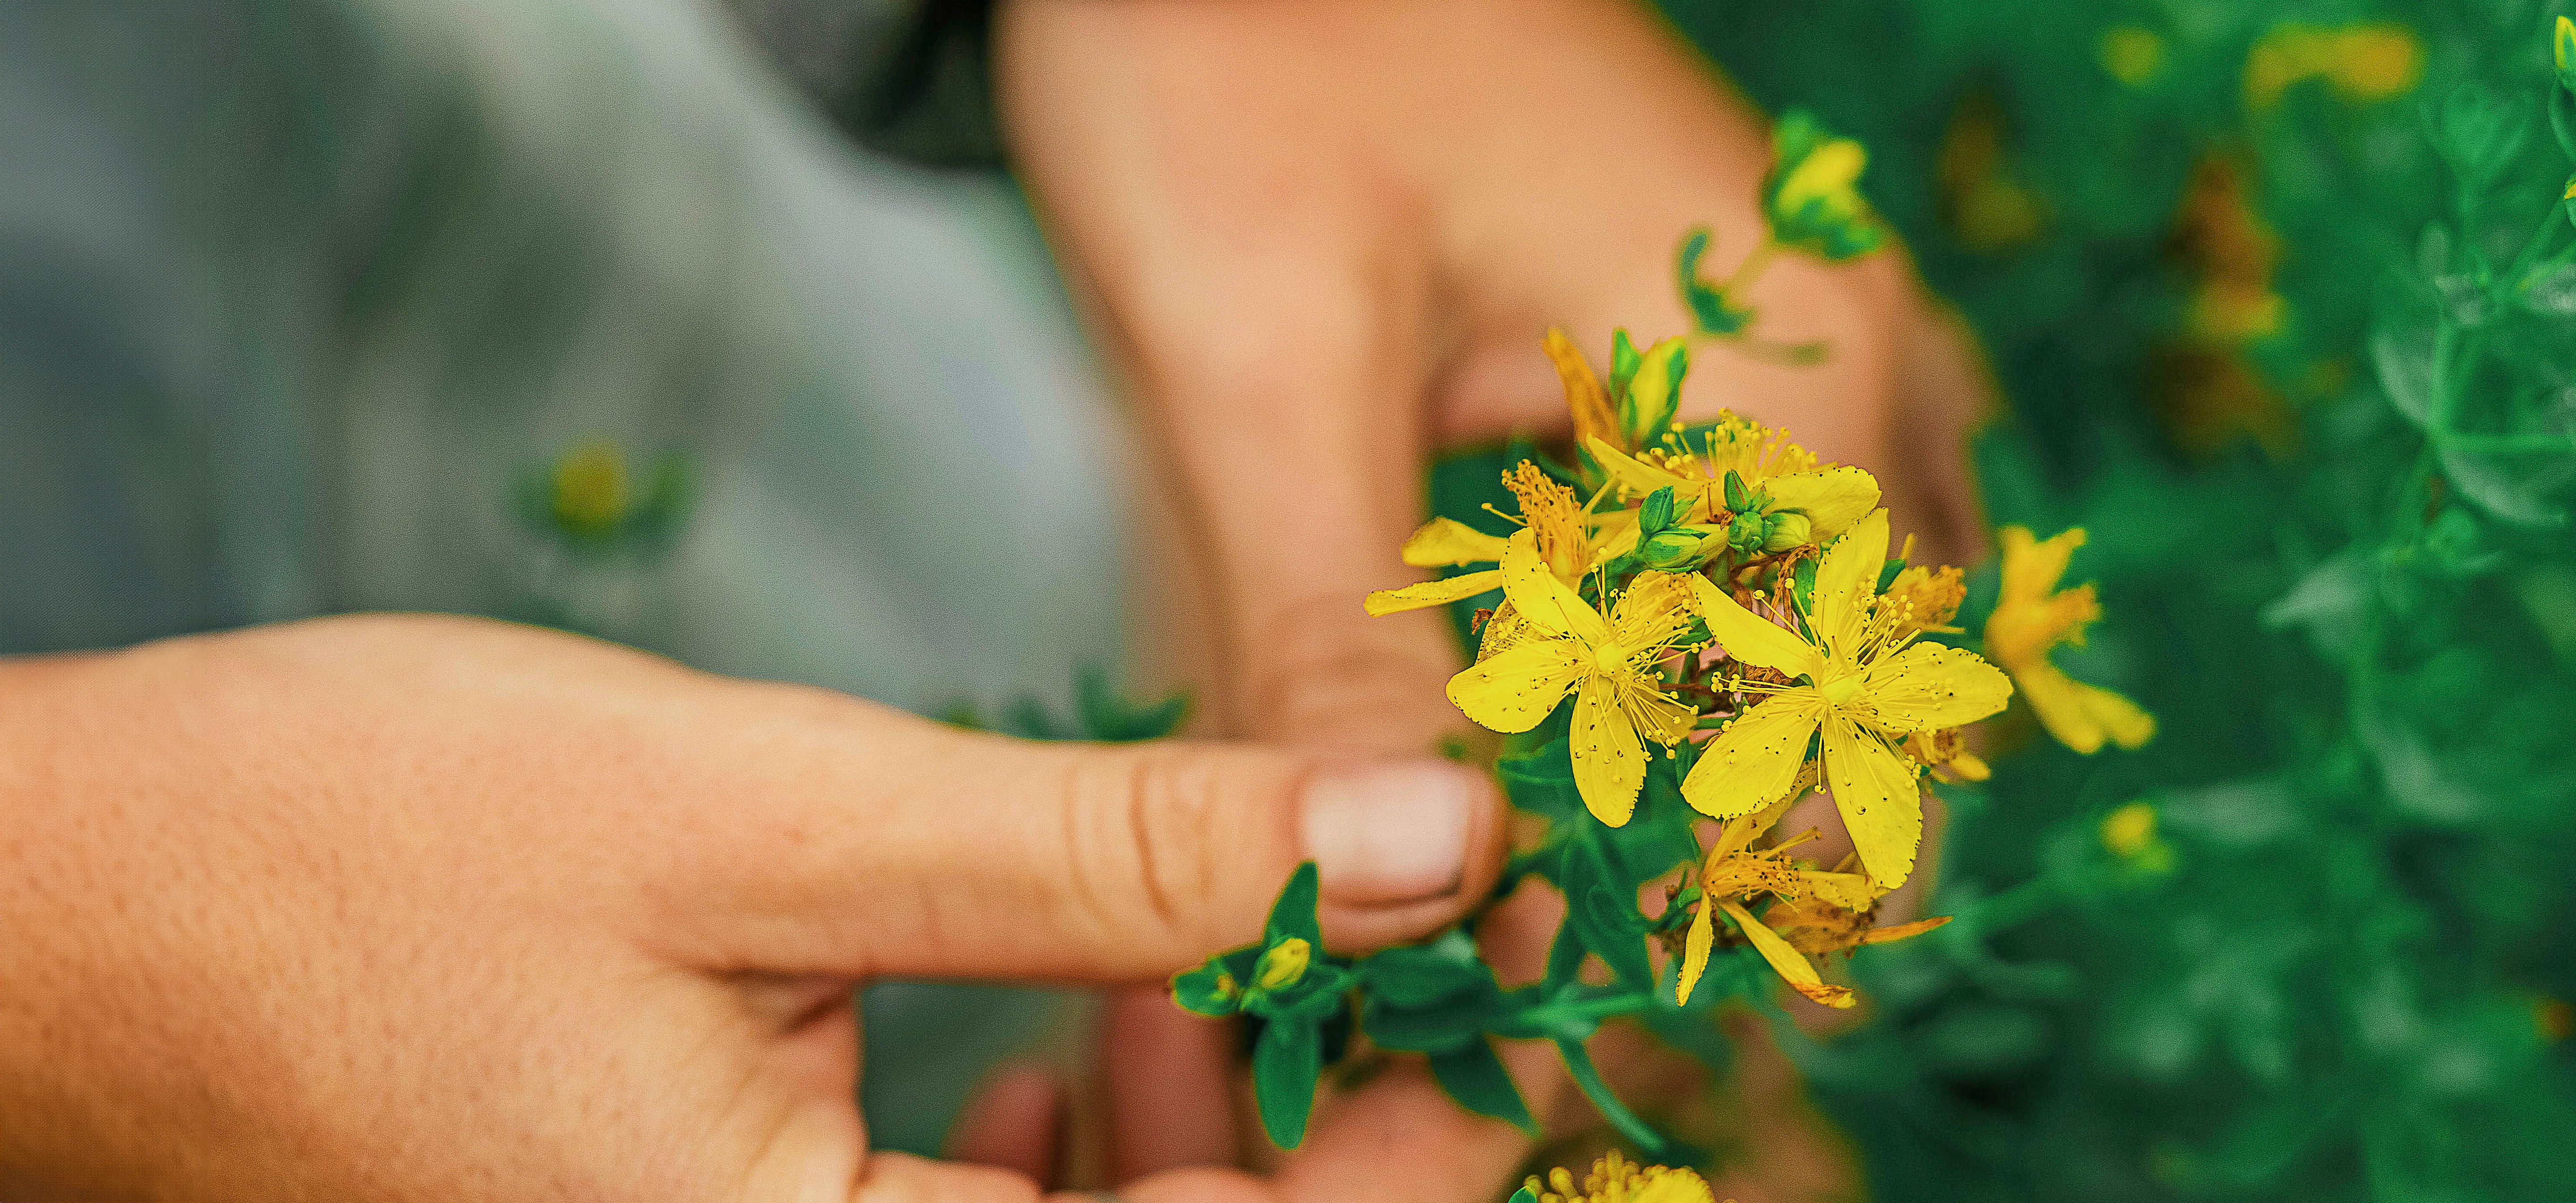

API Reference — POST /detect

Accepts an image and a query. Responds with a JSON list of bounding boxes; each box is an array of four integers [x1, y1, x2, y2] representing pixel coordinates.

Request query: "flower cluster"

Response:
[[1167, 110, 2157, 1162]]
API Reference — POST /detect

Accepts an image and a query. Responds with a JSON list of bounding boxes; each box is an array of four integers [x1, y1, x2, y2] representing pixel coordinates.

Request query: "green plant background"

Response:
[[1494, 1, 2576, 1198]]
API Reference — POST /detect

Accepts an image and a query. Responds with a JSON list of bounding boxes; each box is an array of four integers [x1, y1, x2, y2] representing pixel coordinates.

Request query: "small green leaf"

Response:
[[1252, 1019, 1323, 1149], [1265, 862, 1322, 947], [1171, 959, 1245, 1017], [1429, 1040, 1537, 1134]]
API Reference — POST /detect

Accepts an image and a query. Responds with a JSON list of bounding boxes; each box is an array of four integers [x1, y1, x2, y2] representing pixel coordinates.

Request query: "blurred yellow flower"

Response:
[[1681, 511, 2012, 888], [2246, 23, 2422, 109], [1445, 538, 1699, 825], [551, 441, 630, 534], [2099, 26, 2165, 85], [1526, 1153, 1720, 1203], [1985, 527, 2157, 754]]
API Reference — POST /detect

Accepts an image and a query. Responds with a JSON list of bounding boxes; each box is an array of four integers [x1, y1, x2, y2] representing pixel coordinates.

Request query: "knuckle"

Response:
[[1238, 587, 1460, 743], [1061, 743, 1298, 955]]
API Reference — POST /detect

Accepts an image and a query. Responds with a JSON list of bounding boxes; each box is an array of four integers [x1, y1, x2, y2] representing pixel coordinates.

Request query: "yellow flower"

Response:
[[1366, 463, 1604, 616], [1586, 417, 1879, 550], [2099, 26, 2165, 86], [2246, 23, 2421, 109], [1526, 1153, 1719, 1203], [1984, 527, 2157, 755], [551, 441, 630, 533], [1675, 794, 1877, 1007], [1763, 893, 1953, 957], [1680, 511, 2013, 888], [1445, 539, 1699, 826], [2100, 801, 2175, 873]]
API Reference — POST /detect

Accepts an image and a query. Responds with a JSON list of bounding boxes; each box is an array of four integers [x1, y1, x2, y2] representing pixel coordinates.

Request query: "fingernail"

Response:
[[1300, 760, 1489, 907]]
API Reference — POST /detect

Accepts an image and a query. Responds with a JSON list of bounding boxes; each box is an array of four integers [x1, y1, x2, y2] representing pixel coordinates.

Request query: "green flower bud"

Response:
[[1721, 470, 1755, 514], [1254, 937, 1312, 991], [1640, 528, 1706, 569], [1639, 486, 1678, 536], [1760, 510, 1814, 553]]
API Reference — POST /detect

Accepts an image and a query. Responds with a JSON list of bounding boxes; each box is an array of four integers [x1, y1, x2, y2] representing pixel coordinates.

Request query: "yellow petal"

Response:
[[1545, 327, 1621, 452], [1585, 436, 1697, 502], [1608, 570, 1696, 648], [1571, 673, 1648, 826], [1861, 914, 1953, 945], [1363, 569, 1504, 616], [1761, 466, 1881, 540], [1800, 869, 1879, 911], [1680, 691, 1823, 820], [1500, 530, 1606, 643], [1811, 509, 1889, 654], [1822, 712, 1924, 889], [1720, 900, 1854, 1009], [2017, 659, 2157, 753], [1446, 638, 1585, 734], [1677, 887, 1716, 1005], [1856, 642, 2014, 731], [1996, 525, 2084, 607], [1687, 576, 1824, 677], [1400, 518, 1512, 568]]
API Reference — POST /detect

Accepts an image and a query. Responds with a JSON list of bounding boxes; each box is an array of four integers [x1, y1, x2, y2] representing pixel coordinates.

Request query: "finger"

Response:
[[1100, 984, 1240, 1180], [999, 1, 1464, 755], [851, 1152, 1044, 1203], [948, 1064, 1067, 1189], [665, 693, 1504, 982]]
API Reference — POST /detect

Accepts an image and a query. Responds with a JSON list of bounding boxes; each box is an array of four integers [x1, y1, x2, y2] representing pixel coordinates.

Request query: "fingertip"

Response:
[[947, 1063, 1068, 1189], [1301, 757, 1506, 952]]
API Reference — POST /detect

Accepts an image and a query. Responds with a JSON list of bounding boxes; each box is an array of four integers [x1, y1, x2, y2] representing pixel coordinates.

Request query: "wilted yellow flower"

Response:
[[1525, 1153, 1720, 1203], [1367, 463, 1603, 616], [1985, 527, 2157, 755], [1675, 795, 1877, 1007], [1764, 893, 1953, 958], [1445, 539, 1699, 825], [1682, 511, 2013, 888]]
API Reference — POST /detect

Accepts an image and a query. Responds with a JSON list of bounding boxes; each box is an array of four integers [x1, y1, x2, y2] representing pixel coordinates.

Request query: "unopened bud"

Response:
[[1722, 470, 1755, 514], [1640, 528, 1705, 568], [1760, 511, 1814, 552], [1254, 937, 1312, 991]]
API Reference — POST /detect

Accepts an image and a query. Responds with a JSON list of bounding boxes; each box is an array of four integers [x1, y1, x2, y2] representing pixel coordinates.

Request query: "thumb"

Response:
[[665, 692, 1504, 983]]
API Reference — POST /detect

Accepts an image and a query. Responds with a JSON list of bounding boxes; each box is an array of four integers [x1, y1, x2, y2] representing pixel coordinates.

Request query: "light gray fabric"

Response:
[[0, 0, 1122, 1156]]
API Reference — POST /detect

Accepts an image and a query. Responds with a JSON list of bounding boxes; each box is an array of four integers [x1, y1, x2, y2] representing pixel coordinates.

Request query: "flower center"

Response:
[[1820, 671, 1864, 707], [1593, 641, 1633, 675]]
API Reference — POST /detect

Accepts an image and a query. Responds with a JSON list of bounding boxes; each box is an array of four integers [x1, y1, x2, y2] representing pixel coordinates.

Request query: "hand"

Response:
[[999, 0, 1990, 752], [997, 0, 1991, 1184], [0, 615, 1504, 1201]]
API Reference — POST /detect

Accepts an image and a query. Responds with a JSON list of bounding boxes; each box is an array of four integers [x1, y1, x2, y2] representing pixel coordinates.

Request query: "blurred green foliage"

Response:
[[1641, 0, 2576, 1199]]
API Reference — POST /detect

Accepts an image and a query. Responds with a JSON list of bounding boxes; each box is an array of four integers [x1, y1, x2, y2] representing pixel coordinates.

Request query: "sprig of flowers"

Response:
[[1168, 110, 2155, 1159]]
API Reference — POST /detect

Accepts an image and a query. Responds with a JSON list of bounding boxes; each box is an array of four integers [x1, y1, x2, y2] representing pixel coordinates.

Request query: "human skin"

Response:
[[998, 0, 1986, 1188], [0, 615, 1503, 1200]]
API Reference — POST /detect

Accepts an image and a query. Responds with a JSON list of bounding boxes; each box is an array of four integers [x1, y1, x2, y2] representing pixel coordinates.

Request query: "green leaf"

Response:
[[1252, 1019, 1323, 1149], [1429, 1040, 1537, 1134], [1265, 862, 1322, 947], [1170, 958, 1244, 1018]]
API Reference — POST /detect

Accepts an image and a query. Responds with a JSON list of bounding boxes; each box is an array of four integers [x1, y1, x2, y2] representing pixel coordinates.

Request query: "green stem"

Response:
[[1720, 236, 1779, 298], [1556, 1038, 1671, 1157]]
